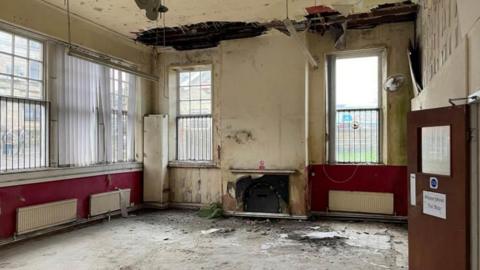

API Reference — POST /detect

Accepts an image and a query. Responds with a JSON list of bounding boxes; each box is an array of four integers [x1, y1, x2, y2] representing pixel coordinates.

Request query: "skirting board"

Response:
[[168, 202, 206, 210], [224, 211, 309, 220], [153, 205, 310, 220], [312, 211, 407, 223], [143, 202, 169, 210]]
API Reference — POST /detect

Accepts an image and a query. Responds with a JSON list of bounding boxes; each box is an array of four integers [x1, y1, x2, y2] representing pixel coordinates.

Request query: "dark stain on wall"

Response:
[[226, 130, 254, 144]]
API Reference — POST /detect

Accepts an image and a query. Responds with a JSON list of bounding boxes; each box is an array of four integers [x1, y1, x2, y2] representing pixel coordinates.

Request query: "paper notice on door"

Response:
[[423, 191, 446, 219], [410, 174, 416, 206]]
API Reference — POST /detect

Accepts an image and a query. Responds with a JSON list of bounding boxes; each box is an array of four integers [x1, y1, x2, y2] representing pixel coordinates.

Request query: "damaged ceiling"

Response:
[[136, 1, 418, 50], [136, 22, 268, 51], [38, 0, 408, 37]]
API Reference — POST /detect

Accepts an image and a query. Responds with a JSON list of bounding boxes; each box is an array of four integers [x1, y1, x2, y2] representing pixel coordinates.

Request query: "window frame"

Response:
[[0, 26, 48, 173], [0, 29, 46, 101], [326, 49, 384, 164], [174, 65, 214, 163]]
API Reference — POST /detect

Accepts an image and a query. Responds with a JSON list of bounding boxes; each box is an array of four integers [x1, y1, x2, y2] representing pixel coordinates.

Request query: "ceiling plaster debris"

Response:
[[135, 1, 418, 51]]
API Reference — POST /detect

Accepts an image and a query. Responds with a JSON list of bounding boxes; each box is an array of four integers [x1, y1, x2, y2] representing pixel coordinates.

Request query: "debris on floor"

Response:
[[198, 203, 223, 219], [201, 228, 235, 235], [0, 210, 408, 270]]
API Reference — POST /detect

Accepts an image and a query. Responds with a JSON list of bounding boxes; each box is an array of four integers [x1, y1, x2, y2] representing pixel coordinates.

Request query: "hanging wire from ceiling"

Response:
[[162, 0, 166, 48], [153, 0, 167, 49], [161, 0, 169, 99], [65, 0, 72, 47], [285, 0, 289, 19]]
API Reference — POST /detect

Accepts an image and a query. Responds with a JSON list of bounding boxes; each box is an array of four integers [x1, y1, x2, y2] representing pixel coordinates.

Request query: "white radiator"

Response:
[[89, 189, 131, 217], [328, 190, 394, 215], [16, 199, 78, 235]]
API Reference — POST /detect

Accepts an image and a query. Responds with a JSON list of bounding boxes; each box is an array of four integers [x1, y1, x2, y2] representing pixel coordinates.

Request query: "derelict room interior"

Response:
[[0, 0, 479, 269]]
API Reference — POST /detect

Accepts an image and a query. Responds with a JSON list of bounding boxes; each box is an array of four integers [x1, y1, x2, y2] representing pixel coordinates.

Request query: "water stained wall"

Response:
[[155, 21, 415, 215], [155, 32, 308, 215]]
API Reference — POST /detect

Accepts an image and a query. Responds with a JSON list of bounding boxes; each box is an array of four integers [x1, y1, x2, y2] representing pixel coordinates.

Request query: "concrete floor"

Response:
[[0, 210, 408, 270]]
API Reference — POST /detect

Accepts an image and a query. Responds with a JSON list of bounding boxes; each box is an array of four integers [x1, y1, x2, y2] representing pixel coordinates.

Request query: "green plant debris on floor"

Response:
[[198, 203, 223, 219]]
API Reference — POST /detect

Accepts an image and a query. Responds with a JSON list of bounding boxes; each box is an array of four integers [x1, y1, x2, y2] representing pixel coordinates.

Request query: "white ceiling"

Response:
[[39, 0, 403, 38]]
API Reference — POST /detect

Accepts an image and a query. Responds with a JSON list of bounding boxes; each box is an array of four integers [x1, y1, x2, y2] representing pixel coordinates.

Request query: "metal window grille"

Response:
[[110, 69, 130, 163], [0, 96, 47, 171], [176, 68, 213, 162], [177, 115, 212, 161], [335, 108, 380, 163], [111, 110, 128, 162]]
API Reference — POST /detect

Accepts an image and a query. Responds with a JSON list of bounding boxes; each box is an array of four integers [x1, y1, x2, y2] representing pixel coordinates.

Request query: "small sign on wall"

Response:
[[429, 177, 439, 190], [423, 191, 446, 219]]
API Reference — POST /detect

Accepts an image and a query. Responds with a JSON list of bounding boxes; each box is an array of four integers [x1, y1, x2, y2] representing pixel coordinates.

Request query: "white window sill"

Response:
[[0, 162, 143, 188], [168, 161, 219, 169]]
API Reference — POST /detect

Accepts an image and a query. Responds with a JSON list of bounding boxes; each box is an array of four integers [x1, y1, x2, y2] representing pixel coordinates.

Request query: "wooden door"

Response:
[[407, 105, 470, 270]]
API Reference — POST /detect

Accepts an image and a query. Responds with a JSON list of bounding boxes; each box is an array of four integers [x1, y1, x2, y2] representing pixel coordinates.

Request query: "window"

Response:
[[109, 69, 135, 163], [0, 29, 137, 171], [0, 30, 46, 171], [57, 52, 136, 167], [0, 31, 44, 99], [176, 68, 213, 162], [328, 52, 382, 163]]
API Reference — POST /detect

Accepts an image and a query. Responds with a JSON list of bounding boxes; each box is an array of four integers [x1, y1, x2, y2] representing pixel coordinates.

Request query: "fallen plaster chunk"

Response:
[[201, 228, 235, 235], [303, 232, 340, 240], [286, 231, 347, 243], [201, 228, 220, 234]]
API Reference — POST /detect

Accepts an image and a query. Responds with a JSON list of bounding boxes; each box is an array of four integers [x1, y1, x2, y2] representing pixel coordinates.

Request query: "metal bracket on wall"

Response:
[[449, 96, 479, 106], [449, 90, 480, 106]]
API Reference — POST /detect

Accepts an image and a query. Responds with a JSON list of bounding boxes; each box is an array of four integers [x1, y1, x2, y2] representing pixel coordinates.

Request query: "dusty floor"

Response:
[[0, 210, 408, 270]]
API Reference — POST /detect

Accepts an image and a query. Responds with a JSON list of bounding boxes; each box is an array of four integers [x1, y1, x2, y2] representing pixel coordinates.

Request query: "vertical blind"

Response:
[[56, 45, 136, 167], [58, 51, 99, 166]]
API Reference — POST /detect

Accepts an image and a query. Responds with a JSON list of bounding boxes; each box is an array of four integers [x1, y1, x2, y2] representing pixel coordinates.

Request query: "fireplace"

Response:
[[235, 174, 289, 214]]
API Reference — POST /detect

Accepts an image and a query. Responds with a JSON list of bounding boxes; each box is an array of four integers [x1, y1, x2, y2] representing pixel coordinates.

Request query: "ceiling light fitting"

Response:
[[135, 0, 168, 21]]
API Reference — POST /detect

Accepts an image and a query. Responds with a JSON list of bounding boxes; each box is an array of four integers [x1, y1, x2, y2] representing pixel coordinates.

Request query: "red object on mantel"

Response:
[[309, 164, 408, 216], [305, 5, 337, 15], [0, 171, 142, 239]]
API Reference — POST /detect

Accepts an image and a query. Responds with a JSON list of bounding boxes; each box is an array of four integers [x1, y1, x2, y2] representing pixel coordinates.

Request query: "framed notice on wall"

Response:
[[421, 126, 451, 176]]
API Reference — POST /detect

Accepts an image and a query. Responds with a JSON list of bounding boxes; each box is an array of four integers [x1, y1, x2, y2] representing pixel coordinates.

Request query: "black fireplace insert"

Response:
[[235, 175, 289, 213]]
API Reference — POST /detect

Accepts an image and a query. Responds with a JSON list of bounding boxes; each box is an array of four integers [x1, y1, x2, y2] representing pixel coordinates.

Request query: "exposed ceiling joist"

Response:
[[135, 1, 418, 51]]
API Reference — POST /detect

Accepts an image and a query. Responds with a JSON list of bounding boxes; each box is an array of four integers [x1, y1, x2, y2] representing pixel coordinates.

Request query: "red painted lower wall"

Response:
[[309, 164, 407, 216], [0, 171, 142, 239]]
